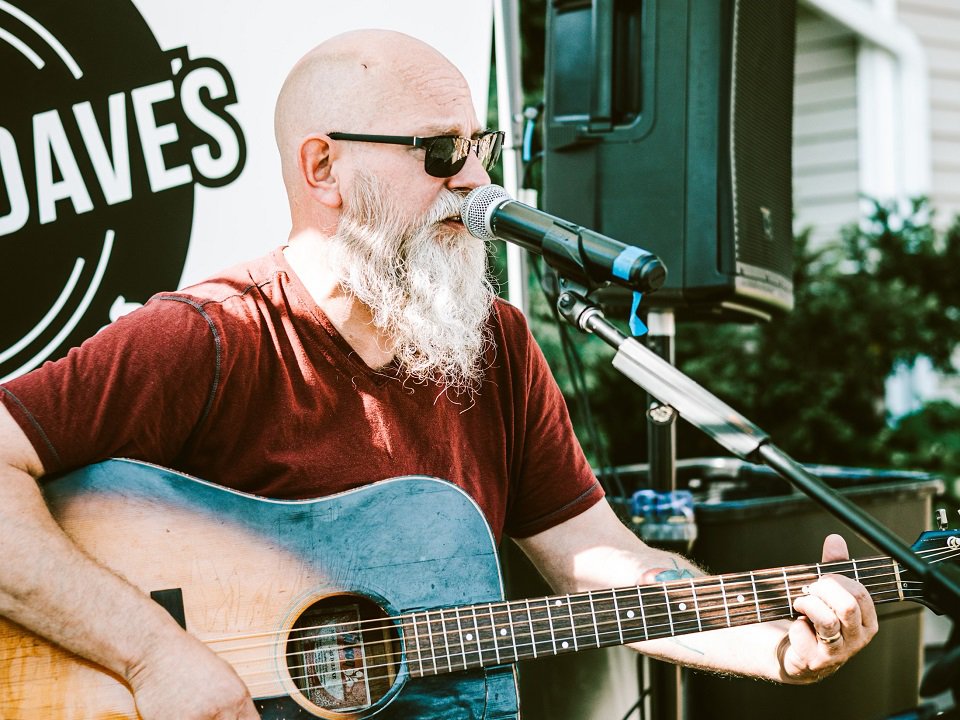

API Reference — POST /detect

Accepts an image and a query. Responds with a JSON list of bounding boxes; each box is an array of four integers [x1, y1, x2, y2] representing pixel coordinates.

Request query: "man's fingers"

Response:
[[793, 573, 878, 645], [821, 533, 849, 563]]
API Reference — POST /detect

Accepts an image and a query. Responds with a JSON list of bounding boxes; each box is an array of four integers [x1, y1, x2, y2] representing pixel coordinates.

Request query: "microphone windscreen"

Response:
[[460, 184, 510, 241]]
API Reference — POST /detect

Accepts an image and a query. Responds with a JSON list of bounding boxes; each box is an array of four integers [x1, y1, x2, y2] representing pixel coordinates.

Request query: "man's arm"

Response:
[[514, 497, 878, 683], [0, 405, 258, 719]]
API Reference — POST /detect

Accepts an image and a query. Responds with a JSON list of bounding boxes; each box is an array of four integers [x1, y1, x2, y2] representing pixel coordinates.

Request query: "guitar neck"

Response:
[[402, 556, 904, 677]]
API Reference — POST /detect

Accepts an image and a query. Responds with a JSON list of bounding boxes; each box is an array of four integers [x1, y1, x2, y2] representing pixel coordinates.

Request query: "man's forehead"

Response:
[[417, 124, 486, 138], [369, 59, 478, 130]]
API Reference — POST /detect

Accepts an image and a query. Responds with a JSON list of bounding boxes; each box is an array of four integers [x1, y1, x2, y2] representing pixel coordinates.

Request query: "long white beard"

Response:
[[329, 173, 497, 394]]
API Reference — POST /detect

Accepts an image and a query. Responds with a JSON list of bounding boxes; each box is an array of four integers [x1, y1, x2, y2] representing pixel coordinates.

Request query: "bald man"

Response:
[[0, 30, 876, 720]]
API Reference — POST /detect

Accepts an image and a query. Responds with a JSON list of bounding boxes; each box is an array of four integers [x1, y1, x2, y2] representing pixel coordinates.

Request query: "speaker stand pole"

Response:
[[643, 309, 684, 720]]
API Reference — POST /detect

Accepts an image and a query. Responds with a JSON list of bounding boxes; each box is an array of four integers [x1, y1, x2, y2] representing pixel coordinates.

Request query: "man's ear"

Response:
[[298, 135, 342, 208]]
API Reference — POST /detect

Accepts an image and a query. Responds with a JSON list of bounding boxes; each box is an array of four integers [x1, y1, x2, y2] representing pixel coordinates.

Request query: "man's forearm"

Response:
[[0, 464, 185, 682], [628, 620, 803, 682]]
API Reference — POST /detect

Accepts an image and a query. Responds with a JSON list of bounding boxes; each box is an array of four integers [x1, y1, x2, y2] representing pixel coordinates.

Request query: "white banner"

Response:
[[0, 0, 493, 381]]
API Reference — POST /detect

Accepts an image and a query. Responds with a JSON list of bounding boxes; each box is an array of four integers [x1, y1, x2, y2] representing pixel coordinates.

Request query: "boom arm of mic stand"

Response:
[[556, 288, 960, 621]]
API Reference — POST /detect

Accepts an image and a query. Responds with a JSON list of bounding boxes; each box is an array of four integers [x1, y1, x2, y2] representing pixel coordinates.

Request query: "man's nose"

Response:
[[447, 148, 491, 191]]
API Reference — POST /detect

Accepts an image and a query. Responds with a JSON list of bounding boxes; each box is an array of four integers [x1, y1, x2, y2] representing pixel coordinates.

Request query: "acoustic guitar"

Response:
[[0, 459, 950, 719]]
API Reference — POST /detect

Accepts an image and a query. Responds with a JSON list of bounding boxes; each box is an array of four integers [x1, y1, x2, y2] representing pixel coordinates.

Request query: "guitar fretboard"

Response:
[[400, 556, 904, 677]]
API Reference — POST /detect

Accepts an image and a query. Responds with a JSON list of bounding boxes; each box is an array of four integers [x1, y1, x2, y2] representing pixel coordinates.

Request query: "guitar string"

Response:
[[274, 577, 913, 673], [249, 580, 924, 681], [201, 553, 933, 656], [203, 553, 913, 650], [275, 586, 918, 681], [204, 562, 933, 680], [240, 587, 916, 696], [225, 570, 917, 670], [244, 551, 937, 684], [241, 585, 916, 694], [226, 565, 924, 689], [2, 551, 946, 694], [0, 585, 916, 698], [0, 559, 938, 698]]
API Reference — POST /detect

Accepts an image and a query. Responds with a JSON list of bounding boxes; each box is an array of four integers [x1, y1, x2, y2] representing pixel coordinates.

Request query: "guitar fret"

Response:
[[425, 611, 439, 674], [505, 602, 523, 662], [525, 599, 538, 658], [636, 587, 649, 640], [587, 590, 601, 647], [439, 609, 453, 672], [852, 559, 860, 583], [689, 580, 702, 632], [455, 609, 468, 668], [545, 598, 558, 654], [662, 584, 675, 636], [470, 606, 483, 666], [565, 597, 579, 651], [719, 576, 731, 627], [782, 569, 795, 619], [488, 604, 501, 665], [506, 602, 520, 662], [749, 571, 762, 622], [411, 612, 426, 676], [694, 578, 725, 632], [554, 597, 575, 651], [611, 591, 626, 643]]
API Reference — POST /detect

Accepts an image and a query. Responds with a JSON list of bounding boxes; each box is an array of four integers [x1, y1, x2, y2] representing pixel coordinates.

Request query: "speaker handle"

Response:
[[590, 0, 614, 131]]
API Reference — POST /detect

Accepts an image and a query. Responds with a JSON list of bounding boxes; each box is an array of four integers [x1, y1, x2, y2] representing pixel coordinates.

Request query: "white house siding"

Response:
[[897, 0, 960, 226], [793, 7, 862, 246]]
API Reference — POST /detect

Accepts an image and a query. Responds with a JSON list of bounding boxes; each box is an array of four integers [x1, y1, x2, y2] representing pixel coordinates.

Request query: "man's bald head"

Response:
[[274, 30, 471, 191]]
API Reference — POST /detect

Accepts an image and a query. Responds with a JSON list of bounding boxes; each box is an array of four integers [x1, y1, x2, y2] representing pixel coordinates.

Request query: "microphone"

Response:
[[460, 184, 666, 293]]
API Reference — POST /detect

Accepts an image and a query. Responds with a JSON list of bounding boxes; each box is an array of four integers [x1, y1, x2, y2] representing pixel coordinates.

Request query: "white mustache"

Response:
[[421, 191, 469, 228]]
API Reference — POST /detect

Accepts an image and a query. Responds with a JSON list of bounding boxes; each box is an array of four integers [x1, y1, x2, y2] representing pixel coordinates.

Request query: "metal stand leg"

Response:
[[644, 310, 684, 720]]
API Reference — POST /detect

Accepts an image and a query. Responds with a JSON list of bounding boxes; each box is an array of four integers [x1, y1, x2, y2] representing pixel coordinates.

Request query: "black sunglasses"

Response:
[[327, 130, 504, 178]]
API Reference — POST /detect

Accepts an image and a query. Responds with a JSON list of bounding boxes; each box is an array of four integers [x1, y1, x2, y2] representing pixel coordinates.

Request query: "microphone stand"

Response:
[[553, 284, 960, 623], [642, 308, 683, 720]]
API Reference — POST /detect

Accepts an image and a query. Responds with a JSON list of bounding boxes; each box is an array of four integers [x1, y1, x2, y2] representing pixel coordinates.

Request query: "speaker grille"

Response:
[[730, 0, 796, 276]]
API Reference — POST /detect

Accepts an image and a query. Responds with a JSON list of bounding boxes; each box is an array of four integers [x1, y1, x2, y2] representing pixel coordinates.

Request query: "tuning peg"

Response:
[[936, 508, 949, 530]]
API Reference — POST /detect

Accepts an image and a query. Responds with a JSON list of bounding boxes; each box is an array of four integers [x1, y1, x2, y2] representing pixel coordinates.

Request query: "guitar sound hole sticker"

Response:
[[286, 595, 404, 713], [292, 604, 371, 711], [0, 0, 245, 382]]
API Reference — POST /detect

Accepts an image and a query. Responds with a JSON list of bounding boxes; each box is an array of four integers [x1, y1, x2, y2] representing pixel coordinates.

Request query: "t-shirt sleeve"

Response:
[[500, 305, 604, 538], [0, 296, 218, 476]]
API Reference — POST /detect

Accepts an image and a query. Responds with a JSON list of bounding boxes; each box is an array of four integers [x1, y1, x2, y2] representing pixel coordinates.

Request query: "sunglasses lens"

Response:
[[423, 136, 468, 178], [422, 133, 503, 178], [478, 131, 504, 171]]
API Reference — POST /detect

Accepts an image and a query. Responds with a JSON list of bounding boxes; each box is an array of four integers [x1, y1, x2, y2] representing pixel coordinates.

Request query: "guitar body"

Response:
[[0, 459, 519, 719]]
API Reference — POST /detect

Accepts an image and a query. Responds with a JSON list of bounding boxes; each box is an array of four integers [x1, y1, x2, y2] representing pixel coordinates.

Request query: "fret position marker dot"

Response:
[[466, 633, 473, 641], [500, 629, 507, 636], [561, 641, 569, 649], [627, 610, 635, 619], [736, 594, 745, 603], [678, 602, 687, 611], [555, 600, 562, 607]]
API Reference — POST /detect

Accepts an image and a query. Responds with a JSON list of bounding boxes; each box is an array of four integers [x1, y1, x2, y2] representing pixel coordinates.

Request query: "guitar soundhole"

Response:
[[285, 594, 402, 715]]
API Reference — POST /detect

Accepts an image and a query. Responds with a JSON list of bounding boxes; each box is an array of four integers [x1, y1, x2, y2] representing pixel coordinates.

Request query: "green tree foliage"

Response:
[[531, 202, 960, 487]]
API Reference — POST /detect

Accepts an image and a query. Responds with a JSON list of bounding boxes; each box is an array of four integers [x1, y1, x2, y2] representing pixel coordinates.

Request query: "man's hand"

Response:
[[126, 630, 259, 720], [779, 534, 879, 682]]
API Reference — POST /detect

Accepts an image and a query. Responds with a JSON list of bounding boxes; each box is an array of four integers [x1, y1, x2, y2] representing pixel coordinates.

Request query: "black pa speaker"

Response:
[[542, 0, 797, 320]]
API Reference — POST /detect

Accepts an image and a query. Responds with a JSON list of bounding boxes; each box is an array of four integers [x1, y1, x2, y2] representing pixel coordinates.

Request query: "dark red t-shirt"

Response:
[[1, 249, 603, 541]]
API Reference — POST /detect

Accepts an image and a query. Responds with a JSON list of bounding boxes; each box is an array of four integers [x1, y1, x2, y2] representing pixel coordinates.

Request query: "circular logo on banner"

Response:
[[0, 0, 245, 382]]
